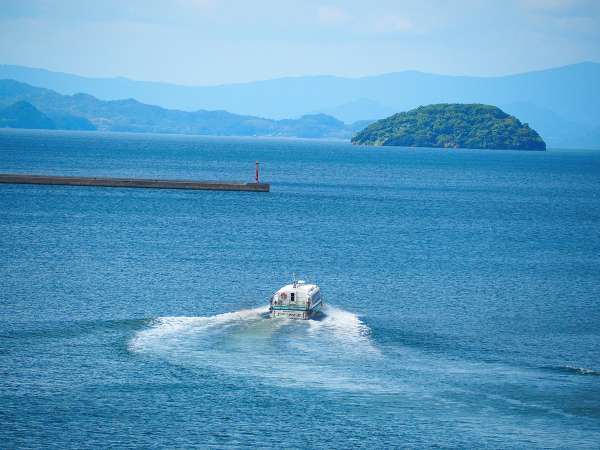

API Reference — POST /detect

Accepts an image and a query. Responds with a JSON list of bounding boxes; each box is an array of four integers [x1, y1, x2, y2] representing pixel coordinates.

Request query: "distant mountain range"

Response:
[[1, 62, 599, 148], [0, 80, 361, 138]]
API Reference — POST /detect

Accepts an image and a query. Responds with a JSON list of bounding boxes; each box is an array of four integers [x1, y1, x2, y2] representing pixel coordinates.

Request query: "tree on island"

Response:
[[351, 104, 546, 151]]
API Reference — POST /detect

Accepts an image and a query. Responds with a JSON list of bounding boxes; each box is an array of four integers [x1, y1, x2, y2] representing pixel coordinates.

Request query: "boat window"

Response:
[[290, 293, 295, 302]]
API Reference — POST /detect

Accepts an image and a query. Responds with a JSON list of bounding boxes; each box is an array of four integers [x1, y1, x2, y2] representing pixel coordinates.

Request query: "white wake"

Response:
[[129, 304, 388, 392]]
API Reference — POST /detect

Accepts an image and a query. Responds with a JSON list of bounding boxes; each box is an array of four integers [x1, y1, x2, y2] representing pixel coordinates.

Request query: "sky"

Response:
[[0, 0, 599, 85]]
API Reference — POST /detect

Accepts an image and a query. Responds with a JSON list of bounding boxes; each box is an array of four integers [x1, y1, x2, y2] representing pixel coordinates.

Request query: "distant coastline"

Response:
[[0, 79, 366, 140], [0, 81, 551, 150], [0, 95, 548, 152], [1, 62, 600, 149]]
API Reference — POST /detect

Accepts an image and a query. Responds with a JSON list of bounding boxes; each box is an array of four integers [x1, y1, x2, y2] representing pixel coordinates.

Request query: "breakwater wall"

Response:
[[0, 173, 270, 192]]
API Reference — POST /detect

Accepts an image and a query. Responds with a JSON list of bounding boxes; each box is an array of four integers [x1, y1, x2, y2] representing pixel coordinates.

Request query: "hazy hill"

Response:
[[500, 101, 600, 150], [0, 100, 96, 131], [0, 101, 55, 129], [352, 104, 546, 151], [1, 62, 598, 149], [316, 98, 396, 123], [1, 63, 597, 123], [0, 79, 355, 138]]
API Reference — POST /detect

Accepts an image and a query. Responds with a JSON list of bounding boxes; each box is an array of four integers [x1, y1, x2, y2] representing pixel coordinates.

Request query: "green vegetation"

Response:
[[351, 104, 546, 150]]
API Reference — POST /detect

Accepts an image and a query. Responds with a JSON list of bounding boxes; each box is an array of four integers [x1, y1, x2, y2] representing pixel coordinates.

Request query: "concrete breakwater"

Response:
[[0, 173, 270, 192]]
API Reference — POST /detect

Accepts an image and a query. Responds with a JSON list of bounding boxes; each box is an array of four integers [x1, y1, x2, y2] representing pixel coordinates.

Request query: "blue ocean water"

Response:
[[1, 129, 599, 448]]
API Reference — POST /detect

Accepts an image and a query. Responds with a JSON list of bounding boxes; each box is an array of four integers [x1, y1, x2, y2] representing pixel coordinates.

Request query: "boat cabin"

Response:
[[270, 279, 322, 319]]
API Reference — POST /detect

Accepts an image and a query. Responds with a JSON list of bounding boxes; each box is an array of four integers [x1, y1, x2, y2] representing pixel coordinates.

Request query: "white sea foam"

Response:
[[308, 305, 377, 351], [129, 304, 390, 392], [129, 306, 268, 352]]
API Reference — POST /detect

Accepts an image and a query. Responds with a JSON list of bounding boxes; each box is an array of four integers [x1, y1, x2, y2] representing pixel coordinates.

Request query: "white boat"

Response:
[[269, 278, 323, 319]]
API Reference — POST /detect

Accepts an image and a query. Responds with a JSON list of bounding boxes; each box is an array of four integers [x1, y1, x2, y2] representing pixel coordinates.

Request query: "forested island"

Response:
[[351, 104, 546, 150]]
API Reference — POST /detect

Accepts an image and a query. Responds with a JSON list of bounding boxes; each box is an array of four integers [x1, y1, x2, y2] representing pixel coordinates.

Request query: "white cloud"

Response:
[[316, 5, 415, 34], [317, 5, 349, 26], [177, 0, 218, 11], [519, 0, 578, 11], [373, 15, 413, 33], [556, 15, 597, 31]]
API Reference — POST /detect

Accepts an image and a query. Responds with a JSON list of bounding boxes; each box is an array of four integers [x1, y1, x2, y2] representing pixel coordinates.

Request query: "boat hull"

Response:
[[270, 301, 322, 320]]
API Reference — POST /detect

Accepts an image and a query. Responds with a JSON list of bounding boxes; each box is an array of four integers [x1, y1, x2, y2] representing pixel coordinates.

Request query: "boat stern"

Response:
[[268, 279, 323, 320], [270, 309, 311, 320]]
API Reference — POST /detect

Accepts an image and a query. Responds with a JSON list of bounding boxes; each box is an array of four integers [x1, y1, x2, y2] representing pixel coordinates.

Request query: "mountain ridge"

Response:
[[1, 62, 598, 149], [0, 79, 358, 139], [1, 62, 597, 117]]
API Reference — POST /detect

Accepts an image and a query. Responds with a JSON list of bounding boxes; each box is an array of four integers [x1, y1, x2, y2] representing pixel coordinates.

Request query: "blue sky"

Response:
[[1, 0, 599, 85]]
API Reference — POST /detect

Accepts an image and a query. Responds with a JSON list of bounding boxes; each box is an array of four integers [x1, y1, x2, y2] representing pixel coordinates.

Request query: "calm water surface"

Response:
[[1, 129, 599, 448]]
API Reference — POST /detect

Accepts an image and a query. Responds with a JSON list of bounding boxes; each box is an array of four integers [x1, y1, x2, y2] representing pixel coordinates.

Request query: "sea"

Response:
[[1, 129, 599, 449]]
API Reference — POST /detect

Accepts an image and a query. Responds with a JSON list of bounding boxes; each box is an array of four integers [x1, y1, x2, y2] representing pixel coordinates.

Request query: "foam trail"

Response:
[[308, 305, 381, 356], [129, 306, 268, 353], [129, 304, 391, 393]]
